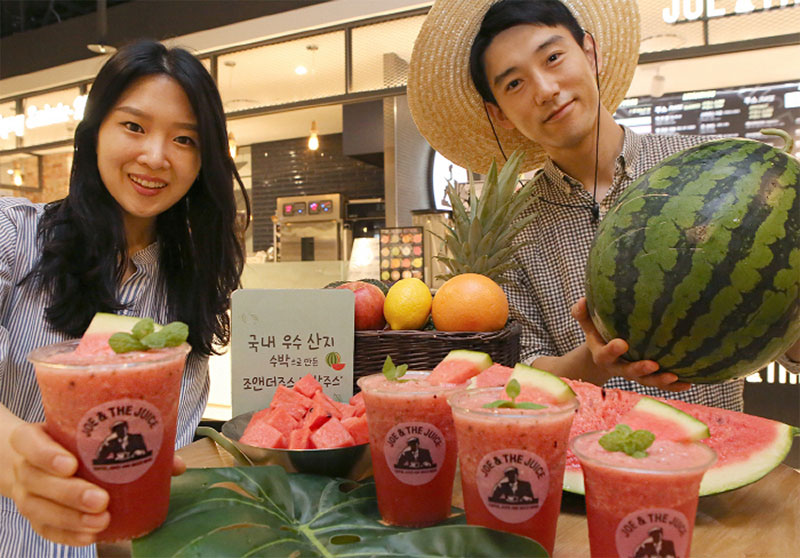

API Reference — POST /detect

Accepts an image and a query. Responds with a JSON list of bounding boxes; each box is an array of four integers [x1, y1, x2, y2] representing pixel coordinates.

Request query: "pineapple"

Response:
[[435, 150, 537, 283]]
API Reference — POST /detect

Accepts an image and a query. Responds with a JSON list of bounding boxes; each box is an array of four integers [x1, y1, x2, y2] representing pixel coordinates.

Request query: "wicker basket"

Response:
[[352, 322, 521, 389]]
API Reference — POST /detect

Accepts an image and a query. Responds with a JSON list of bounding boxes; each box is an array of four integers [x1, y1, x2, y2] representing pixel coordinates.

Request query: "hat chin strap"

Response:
[[481, 30, 602, 224]]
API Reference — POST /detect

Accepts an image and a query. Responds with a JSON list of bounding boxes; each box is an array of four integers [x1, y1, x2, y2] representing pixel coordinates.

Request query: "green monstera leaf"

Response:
[[132, 466, 548, 557]]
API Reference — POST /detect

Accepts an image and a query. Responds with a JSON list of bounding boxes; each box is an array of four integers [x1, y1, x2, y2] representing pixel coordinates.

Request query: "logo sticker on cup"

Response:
[[615, 508, 690, 558], [476, 449, 549, 524], [384, 422, 445, 486], [76, 398, 163, 484]]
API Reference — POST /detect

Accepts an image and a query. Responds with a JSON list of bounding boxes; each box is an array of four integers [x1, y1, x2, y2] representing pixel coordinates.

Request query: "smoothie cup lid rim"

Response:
[[447, 385, 579, 418], [28, 339, 191, 369], [357, 370, 465, 394], [569, 430, 717, 475]]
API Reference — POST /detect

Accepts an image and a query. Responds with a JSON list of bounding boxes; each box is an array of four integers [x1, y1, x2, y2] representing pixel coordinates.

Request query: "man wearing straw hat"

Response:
[[408, 0, 798, 410]]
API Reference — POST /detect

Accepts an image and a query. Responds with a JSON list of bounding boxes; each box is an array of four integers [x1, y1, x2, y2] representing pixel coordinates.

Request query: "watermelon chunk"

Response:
[[265, 407, 300, 437], [469, 363, 513, 388], [311, 391, 342, 420], [293, 374, 323, 399], [271, 385, 313, 410], [341, 415, 369, 445], [618, 397, 710, 442], [310, 418, 355, 449], [428, 349, 493, 385], [561, 378, 799, 496], [240, 421, 286, 449], [349, 391, 366, 416], [288, 427, 313, 450], [302, 405, 332, 431], [509, 363, 577, 405]]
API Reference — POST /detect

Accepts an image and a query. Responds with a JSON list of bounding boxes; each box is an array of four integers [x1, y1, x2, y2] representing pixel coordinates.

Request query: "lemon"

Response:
[[383, 278, 432, 330]]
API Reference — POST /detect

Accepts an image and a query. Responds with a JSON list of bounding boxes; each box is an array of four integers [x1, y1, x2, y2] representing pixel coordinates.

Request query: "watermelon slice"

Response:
[[560, 379, 799, 496], [619, 397, 710, 442], [427, 349, 493, 385], [76, 312, 161, 355], [468, 363, 513, 388], [508, 363, 577, 405]]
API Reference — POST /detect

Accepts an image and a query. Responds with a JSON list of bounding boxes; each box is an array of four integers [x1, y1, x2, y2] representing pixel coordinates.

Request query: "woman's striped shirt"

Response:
[[0, 197, 210, 558]]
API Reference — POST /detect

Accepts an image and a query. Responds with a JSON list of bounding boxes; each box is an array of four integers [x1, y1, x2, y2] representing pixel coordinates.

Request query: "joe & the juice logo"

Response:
[[615, 508, 690, 558], [76, 398, 163, 484], [383, 421, 445, 486], [476, 449, 549, 524]]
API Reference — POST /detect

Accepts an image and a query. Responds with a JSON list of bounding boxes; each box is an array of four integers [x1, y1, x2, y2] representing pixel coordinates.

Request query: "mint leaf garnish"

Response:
[[161, 321, 189, 346], [141, 330, 169, 349], [482, 379, 546, 410], [109, 332, 146, 353], [131, 318, 154, 340], [515, 402, 547, 410], [109, 318, 189, 354], [382, 355, 408, 382], [599, 424, 655, 457]]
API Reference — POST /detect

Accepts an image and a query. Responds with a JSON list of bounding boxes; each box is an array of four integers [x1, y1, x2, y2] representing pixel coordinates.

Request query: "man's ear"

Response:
[[485, 102, 516, 131], [582, 32, 603, 75]]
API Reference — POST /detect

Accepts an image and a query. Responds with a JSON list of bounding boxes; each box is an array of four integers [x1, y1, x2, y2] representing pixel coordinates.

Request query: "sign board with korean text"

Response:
[[230, 289, 354, 416]]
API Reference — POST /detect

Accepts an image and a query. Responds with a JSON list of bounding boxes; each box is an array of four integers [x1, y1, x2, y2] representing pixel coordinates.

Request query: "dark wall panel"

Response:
[[250, 133, 383, 251]]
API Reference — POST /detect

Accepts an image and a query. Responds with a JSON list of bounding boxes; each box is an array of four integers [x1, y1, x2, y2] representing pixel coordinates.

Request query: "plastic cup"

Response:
[[357, 371, 461, 527], [571, 431, 717, 558], [30, 339, 190, 542], [447, 387, 578, 555]]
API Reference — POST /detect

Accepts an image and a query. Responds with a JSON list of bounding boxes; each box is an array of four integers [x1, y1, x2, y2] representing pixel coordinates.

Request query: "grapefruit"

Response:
[[431, 273, 509, 332]]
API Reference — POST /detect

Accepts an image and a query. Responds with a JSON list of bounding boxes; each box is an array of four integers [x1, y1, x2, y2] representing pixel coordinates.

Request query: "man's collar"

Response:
[[540, 124, 641, 195], [618, 124, 643, 179]]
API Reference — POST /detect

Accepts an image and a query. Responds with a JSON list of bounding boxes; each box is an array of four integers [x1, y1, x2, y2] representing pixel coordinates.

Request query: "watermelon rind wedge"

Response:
[[697, 424, 799, 496], [85, 312, 161, 335], [443, 349, 493, 371], [509, 363, 577, 404], [625, 397, 710, 441]]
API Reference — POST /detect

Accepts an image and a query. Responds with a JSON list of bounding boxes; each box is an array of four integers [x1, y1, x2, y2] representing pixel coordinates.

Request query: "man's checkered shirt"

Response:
[[501, 126, 796, 412]]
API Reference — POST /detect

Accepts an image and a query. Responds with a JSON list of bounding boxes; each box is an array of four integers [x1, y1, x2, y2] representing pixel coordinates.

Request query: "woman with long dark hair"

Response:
[[0, 40, 248, 556]]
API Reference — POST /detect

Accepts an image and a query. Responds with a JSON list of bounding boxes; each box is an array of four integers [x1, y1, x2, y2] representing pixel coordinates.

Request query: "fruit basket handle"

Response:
[[195, 426, 254, 467]]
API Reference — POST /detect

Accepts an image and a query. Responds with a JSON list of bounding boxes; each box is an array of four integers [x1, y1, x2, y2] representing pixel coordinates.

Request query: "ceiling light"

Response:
[[11, 162, 23, 187], [228, 132, 238, 159], [87, 43, 117, 55], [651, 69, 666, 98], [308, 120, 319, 151], [295, 66, 308, 75]]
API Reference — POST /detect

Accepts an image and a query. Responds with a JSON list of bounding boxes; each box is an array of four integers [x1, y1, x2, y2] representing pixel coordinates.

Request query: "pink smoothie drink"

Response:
[[357, 371, 461, 527], [448, 387, 578, 555], [30, 338, 189, 542], [571, 431, 717, 558]]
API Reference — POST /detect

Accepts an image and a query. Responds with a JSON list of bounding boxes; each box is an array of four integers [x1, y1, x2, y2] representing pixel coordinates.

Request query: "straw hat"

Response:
[[408, 0, 640, 173]]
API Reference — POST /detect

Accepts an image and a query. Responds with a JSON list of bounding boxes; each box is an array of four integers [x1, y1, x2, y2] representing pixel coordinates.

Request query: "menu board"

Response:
[[614, 80, 800, 154], [379, 227, 424, 284]]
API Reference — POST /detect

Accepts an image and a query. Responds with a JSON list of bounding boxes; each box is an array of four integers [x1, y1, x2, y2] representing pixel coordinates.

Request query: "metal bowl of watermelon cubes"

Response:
[[219, 375, 371, 480]]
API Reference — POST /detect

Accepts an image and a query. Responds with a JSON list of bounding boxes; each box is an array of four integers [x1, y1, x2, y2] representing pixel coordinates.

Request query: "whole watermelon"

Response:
[[586, 130, 800, 383]]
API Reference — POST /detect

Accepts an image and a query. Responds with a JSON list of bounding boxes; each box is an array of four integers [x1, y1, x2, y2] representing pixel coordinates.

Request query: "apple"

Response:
[[335, 281, 386, 330]]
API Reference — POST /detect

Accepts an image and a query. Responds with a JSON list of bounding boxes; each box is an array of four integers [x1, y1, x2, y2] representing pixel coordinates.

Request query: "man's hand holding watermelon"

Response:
[[528, 298, 691, 393]]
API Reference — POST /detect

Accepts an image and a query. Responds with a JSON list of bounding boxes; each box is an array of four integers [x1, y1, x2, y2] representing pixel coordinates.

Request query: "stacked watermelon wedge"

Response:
[[561, 379, 798, 496], [468, 365, 798, 496]]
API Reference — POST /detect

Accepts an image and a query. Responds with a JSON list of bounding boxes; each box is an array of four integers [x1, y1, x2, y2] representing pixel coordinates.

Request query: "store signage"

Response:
[[0, 94, 87, 140], [229, 289, 354, 415], [662, 0, 796, 24]]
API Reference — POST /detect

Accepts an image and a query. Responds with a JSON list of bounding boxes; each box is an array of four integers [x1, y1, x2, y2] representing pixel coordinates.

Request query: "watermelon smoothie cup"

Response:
[[571, 431, 716, 558], [447, 387, 578, 555], [30, 339, 189, 542], [357, 371, 461, 527]]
